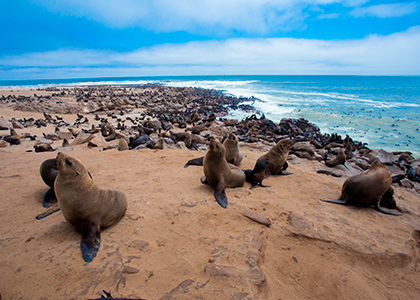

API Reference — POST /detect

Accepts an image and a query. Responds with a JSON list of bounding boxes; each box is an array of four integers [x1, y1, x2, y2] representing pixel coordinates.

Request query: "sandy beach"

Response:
[[0, 85, 419, 300]]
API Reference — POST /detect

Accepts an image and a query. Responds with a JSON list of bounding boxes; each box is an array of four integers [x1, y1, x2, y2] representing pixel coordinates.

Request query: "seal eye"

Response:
[[65, 158, 72, 166]]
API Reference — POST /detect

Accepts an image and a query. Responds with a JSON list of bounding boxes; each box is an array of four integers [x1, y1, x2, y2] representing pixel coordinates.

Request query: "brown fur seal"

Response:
[[202, 140, 245, 208], [54, 152, 127, 262], [244, 160, 270, 189], [325, 148, 347, 168], [39, 158, 59, 207], [321, 161, 401, 215], [223, 133, 244, 166], [183, 134, 243, 168], [257, 139, 295, 176]]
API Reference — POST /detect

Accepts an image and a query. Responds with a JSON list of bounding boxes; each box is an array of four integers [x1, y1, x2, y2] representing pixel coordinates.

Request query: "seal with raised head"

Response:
[[321, 161, 401, 215], [257, 138, 295, 176], [54, 152, 127, 262], [202, 140, 245, 208], [223, 132, 244, 166]]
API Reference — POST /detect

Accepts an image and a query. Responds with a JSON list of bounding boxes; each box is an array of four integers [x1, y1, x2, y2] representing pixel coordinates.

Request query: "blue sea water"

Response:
[[1, 75, 419, 156]]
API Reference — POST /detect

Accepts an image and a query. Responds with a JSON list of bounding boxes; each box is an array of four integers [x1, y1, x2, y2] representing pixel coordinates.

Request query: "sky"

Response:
[[1, 0, 419, 80]]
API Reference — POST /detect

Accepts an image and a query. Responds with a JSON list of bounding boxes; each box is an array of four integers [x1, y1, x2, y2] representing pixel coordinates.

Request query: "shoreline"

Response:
[[0, 84, 419, 299]]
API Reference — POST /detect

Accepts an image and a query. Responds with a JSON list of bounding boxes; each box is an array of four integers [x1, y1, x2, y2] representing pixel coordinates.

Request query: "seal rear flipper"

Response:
[[35, 204, 60, 220], [42, 188, 57, 208], [375, 200, 403, 216], [214, 181, 228, 208], [320, 199, 347, 205], [81, 222, 101, 263], [184, 157, 204, 168]]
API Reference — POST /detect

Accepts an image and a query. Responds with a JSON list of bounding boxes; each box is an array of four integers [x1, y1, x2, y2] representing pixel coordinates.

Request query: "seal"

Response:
[[325, 148, 347, 168], [202, 140, 245, 208], [244, 160, 270, 189], [184, 133, 243, 168], [223, 133, 244, 166], [256, 138, 295, 176], [321, 161, 402, 215], [39, 158, 59, 207], [54, 152, 128, 262]]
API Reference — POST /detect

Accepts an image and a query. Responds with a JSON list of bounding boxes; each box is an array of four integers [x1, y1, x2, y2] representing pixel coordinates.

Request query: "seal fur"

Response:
[[223, 133, 244, 166], [257, 138, 295, 176], [202, 140, 245, 208], [54, 152, 127, 262], [321, 161, 401, 215]]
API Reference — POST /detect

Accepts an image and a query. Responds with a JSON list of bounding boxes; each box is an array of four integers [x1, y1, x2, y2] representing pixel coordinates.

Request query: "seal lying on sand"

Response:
[[48, 152, 127, 262], [256, 139, 295, 176], [321, 161, 401, 215], [202, 140, 245, 208]]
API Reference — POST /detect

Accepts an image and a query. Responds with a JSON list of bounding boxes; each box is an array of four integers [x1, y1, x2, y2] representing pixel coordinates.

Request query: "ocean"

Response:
[[1, 75, 419, 156]]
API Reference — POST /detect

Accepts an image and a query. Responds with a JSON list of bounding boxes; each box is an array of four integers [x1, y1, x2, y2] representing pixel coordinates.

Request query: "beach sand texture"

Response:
[[0, 86, 419, 300]]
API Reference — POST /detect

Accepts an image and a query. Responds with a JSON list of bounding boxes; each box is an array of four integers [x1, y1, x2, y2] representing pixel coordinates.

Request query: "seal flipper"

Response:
[[200, 176, 209, 184], [81, 221, 101, 263], [184, 157, 204, 168], [42, 188, 57, 208], [320, 198, 347, 205], [214, 181, 228, 208], [36, 204, 60, 220], [278, 170, 293, 175], [375, 199, 403, 216]]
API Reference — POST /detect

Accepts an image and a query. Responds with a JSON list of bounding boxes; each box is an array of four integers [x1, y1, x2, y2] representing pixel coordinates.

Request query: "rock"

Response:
[[0, 140, 9, 147], [12, 120, 24, 129], [72, 132, 94, 145], [0, 117, 12, 130], [364, 149, 397, 164], [87, 135, 108, 148]]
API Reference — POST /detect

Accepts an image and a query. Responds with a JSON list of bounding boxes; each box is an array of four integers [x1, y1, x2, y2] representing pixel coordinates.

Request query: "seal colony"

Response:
[[1, 84, 420, 299], [1, 84, 418, 208]]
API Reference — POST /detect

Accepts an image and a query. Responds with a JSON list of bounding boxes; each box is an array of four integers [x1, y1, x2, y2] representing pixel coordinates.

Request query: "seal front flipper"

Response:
[[81, 221, 101, 263], [375, 199, 403, 216], [320, 198, 347, 205], [42, 188, 57, 208], [201, 176, 209, 184], [36, 204, 60, 220], [278, 171, 293, 175], [214, 181, 228, 208], [184, 156, 204, 168]]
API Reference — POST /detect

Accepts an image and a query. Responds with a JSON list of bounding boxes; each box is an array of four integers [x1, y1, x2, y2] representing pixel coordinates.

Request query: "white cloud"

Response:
[[31, 0, 344, 34], [2, 26, 419, 78], [350, 2, 418, 18]]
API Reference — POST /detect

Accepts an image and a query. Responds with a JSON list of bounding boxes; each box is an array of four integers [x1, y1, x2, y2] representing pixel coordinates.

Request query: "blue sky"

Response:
[[1, 0, 419, 79]]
